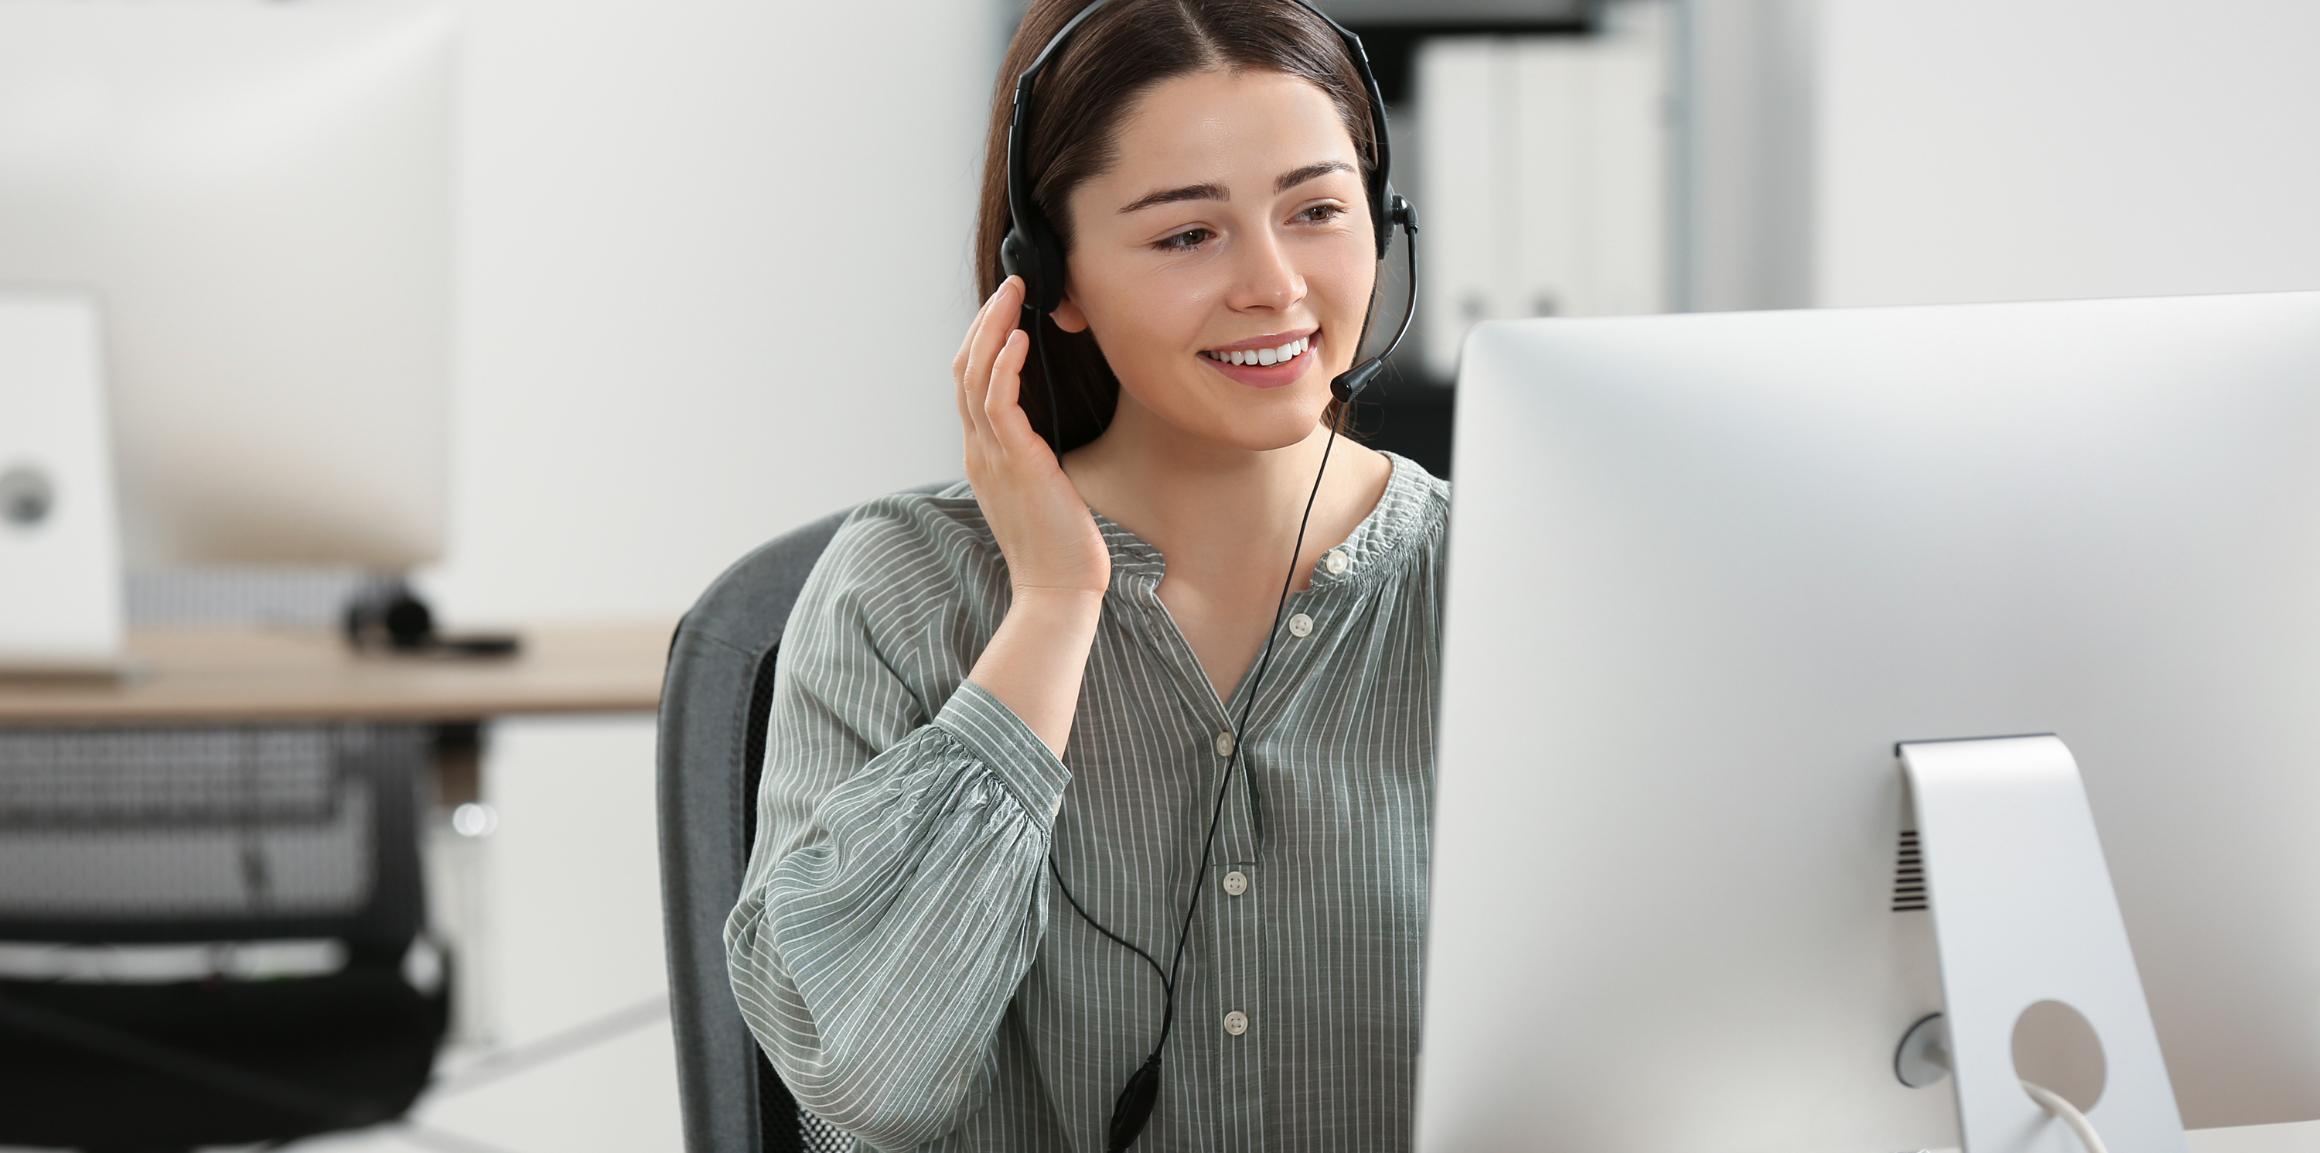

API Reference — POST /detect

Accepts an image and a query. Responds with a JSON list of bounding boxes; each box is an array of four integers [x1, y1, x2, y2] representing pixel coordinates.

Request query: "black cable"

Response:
[[1046, 855, 1169, 991], [1034, 383, 1354, 1151], [1029, 308, 1111, 453], [1156, 398, 1346, 1047], [1039, 394, 1346, 1035], [1016, 182, 1406, 1150], [1034, 313, 1059, 453]]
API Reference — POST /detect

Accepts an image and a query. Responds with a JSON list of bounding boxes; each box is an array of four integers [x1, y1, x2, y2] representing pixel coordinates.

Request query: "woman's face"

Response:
[[1050, 67, 1376, 453]]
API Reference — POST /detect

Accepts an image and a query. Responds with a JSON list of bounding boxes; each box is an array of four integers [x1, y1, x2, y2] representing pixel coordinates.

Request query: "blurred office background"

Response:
[[3, 0, 2317, 1149]]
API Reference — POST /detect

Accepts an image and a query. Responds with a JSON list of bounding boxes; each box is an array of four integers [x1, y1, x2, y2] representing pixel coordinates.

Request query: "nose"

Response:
[[1227, 224, 1305, 312]]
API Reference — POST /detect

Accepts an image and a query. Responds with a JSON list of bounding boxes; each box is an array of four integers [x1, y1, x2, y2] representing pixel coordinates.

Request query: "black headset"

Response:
[[1000, 0, 1418, 426], [995, 3, 1418, 1149]]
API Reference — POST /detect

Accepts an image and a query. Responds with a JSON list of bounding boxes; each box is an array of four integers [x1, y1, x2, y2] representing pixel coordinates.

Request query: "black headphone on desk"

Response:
[[997, 3, 1418, 1149], [344, 580, 521, 658]]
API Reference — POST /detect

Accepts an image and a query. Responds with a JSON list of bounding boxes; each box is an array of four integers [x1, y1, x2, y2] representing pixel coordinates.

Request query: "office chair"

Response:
[[657, 482, 950, 1153], [0, 722, 451, 1151]]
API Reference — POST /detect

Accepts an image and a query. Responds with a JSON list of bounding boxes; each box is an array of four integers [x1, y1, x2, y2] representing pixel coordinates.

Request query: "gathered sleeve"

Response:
[[723, 506, 1072, 1150]]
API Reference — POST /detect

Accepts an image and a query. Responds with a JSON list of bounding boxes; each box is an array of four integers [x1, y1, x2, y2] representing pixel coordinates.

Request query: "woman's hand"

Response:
[[953, 275, 1111, 599]]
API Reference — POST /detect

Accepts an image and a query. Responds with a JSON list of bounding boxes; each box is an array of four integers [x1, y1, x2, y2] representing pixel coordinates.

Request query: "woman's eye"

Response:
[[1154, 228, 1212, 253], [1150, 204, 1348, 254]]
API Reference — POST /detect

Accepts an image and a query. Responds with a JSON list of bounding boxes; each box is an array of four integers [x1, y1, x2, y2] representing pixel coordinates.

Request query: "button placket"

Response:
[[1213, 854, 1264, 1148], [1213, 726, 1261, 866]]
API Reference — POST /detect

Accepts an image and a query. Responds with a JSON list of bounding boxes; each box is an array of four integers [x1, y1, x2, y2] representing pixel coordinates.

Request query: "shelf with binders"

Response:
[[1355, 0, 1682, 482]]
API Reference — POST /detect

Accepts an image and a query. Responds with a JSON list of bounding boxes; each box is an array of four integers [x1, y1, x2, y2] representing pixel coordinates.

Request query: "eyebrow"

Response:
[[1117, 160, 1356, 214]]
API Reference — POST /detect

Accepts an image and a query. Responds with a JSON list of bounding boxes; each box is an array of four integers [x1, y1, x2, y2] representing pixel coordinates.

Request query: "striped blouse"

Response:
[[725, 448, 1452, 1152]]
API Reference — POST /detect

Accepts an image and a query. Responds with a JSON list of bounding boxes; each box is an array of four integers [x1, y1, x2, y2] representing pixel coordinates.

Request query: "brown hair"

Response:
[[973, 0, 1383, 456]]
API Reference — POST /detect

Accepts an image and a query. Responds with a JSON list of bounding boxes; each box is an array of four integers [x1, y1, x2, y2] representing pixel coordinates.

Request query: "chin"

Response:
[[1137, 358, 1341, 451], [1217, 397, 1336, 452]]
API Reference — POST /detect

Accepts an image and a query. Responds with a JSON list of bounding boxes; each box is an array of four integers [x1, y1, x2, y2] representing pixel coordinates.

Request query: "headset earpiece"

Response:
[[1002, 222, 1067, 316]]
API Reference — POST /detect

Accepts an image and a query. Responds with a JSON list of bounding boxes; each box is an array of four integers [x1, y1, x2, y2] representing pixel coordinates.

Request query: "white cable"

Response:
[[2021, 1079, 2108, 1153]]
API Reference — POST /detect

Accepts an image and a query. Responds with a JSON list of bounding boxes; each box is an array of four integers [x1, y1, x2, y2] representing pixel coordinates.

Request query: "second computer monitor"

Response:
[[0, 0, 455, 568]]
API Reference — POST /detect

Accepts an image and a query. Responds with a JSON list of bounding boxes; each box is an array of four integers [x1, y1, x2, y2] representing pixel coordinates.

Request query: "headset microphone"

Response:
[[1329, 193, 1418, 405]]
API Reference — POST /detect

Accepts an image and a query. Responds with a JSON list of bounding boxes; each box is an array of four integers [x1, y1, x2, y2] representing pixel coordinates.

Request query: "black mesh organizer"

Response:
[[0, 721, 450, 1150]]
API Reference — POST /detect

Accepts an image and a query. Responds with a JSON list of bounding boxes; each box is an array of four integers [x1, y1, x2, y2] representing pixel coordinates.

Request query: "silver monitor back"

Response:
[[0, 0, 454, 568], [1420, 291, 2320, 1150]]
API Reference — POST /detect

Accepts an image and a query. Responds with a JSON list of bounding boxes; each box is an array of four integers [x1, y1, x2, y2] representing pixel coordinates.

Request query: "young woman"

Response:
[[725, 2, 1449, 1148]]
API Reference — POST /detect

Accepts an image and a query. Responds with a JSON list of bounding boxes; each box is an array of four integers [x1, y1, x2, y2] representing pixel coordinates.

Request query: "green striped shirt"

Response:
[[726, 448, 1451, 1151]]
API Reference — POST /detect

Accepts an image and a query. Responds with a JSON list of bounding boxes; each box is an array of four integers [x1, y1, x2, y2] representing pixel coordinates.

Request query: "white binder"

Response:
[[1580, 0, 1671, 319], [1413, 4, 1673, 383], [1416, 36, 1506, 383]]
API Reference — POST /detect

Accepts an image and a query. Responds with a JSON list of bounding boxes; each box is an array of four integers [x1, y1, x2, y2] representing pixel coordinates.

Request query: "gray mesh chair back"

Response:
[[656, 482, 950, 1153]]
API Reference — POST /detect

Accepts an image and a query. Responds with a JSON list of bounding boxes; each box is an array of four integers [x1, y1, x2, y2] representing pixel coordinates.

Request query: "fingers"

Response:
[[985, 328, 1040, 452], [963, 279, 1023, 432], [955, 351, 975, 434], [954, 313, 977, 432], [952, 295, 983, 381], [957, 283, 1004, 437], [955, 278, 1003, 383]]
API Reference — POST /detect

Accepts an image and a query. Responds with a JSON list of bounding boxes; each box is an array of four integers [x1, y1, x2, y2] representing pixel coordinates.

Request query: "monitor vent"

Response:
[[1892, 828, 1927, 912]]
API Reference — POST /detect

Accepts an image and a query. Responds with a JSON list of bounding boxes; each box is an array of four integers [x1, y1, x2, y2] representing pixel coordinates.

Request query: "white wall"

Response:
[[391, 0, 1006, 1069], [1813, 0, 2320, 308], [416, 0, 1003, 625]]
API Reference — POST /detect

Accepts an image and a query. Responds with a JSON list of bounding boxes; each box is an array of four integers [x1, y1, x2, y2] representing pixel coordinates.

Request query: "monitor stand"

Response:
[[1894, 734, 2188, 1153]]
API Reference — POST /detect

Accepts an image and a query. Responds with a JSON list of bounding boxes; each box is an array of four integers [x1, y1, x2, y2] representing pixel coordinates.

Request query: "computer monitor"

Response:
[[1419, 291, 2320, 1150], [0, 291, 123, 674], [0, 0, 454, 569]]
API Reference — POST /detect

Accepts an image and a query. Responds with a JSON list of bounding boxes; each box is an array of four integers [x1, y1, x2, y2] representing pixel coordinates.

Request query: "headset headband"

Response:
[[1004, 0, 1401, 317]]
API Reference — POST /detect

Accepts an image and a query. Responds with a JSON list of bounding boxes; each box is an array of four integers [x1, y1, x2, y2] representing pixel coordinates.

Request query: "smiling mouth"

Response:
[[1198, 330, 1316, 367]]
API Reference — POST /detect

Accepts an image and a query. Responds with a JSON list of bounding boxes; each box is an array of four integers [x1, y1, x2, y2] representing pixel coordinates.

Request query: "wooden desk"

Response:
[[0, 622, 675, 806], [1932, 1119, 2320, 1151], [0, 623, 673, 726], [2190, 1120, 2320, 1150]]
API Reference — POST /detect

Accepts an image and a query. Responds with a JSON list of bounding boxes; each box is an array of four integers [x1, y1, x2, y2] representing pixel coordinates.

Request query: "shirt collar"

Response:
[[1089, 449, 1433, 593]]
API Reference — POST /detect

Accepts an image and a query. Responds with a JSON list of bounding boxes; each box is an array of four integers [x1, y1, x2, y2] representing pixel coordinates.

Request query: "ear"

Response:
[[1050, 292, 1090, 335]]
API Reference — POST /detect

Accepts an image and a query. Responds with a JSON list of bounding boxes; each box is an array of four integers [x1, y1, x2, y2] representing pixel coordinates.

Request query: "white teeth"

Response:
[[1204, 335, 1310, 367]]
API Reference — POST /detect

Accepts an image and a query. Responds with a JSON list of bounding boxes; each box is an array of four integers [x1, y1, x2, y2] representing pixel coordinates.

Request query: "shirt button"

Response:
[[1287, 613, 1314, 638], [1213, 730, 1235, 757], [1223, 1010, 1249, 1036], [1324, 549, 1349, 575], [1223, 870, 1248, 896]]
